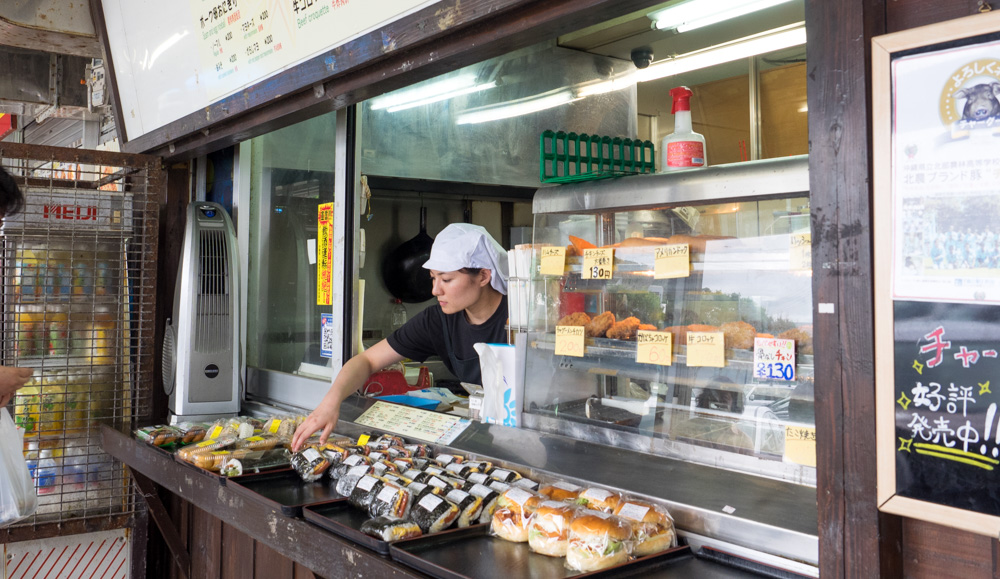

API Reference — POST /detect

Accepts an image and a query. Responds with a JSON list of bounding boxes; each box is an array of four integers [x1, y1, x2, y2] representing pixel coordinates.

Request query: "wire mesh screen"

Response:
[[0, 142, 161, 527]]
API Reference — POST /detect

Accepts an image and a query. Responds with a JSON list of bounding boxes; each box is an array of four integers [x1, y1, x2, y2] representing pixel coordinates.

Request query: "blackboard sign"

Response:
[[874, 11, 1000, 536], [893, 301, 1000, 516]]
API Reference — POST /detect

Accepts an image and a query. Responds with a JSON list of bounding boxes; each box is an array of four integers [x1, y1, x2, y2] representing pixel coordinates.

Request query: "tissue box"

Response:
[[474, 335, 526, 427]]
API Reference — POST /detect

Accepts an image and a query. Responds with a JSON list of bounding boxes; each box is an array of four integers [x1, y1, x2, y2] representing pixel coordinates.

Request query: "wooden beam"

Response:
[[130, 468, 192, 579], [806, 0, 901, 576]]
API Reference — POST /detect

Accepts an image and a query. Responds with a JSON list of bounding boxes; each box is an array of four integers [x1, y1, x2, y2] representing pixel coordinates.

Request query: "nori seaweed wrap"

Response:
[[464, 472, 491, 488], [431, 453, 464, 467], [290, 447, 331, 482], [369, 481, 413, 519], [489, 468, 522, 483], [336, 464, 376, 496], [403, 469, 429, 483], [468, 483, 501, 523], [410, 493, 460, 533], [406, 481, 440, 503], [347, 474, 384, 511], [404, 443, 431, 457], [360, 517, 423, 542], [514, 478, 540, 491], [330, 453, 372, 480], [445, 488, 484, 528], [444, 462, 478, 478]]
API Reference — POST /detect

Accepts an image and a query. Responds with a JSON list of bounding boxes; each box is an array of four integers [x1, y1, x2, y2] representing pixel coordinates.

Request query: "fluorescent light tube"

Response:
[[456, 91, 580, 125], [370, 74, 489, 111], [649, 0, 795, 33], [385, 81, 498, 113], [637, 23, 805, 82]]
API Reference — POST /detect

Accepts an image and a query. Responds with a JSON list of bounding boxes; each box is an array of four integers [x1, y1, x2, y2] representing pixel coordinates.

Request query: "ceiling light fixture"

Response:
[[370, 73, 497, 112], [636, 23, 806, 82], [455, 90, 580, 125], [576, 23, 805, 97], [648, 0, 796, 33]]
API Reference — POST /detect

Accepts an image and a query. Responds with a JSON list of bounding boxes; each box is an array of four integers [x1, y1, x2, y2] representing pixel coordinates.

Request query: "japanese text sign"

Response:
[[686, 332, 724, 367], [540, 246, 566, 276], [753, 337, 796, 381], [654, 244, 690, 279], [555, 325, 585, 357], [636, 330, 672, 366], [582, 248, 614, 280]]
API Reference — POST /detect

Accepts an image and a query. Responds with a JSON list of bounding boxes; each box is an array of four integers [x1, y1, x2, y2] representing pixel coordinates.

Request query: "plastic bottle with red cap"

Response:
[[661, 86, 707, 172]]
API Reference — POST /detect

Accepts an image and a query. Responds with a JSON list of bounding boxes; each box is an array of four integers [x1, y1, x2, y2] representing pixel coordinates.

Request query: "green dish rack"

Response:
[[539, 130, 656, 184]]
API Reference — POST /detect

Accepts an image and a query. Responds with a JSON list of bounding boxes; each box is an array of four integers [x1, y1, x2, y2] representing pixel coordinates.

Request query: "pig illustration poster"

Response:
[[891, 36, 1000, 304]]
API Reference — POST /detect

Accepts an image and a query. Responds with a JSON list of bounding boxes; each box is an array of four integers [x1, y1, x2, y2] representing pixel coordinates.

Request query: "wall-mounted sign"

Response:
[[100, 0, 440, 140], [874, 11, 1000, 537]]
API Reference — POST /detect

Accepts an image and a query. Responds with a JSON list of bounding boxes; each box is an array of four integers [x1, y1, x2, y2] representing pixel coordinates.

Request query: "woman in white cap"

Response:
[[292, 223, 507, 450]]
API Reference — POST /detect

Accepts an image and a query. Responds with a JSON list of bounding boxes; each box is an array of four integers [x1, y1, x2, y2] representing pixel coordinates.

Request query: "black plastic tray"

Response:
[[304, 500, 488, 556], [390, 524, 691, 579], [227, 469, 346, 517], [304, 500, 391, 554]]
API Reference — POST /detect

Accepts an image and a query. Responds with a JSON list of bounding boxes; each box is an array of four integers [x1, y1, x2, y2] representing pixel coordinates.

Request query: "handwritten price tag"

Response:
[[636, 330, 672, 366], [540, 246, 566, 276], [790, 233, 811, 270], [784, 426, 817, 467], [753, 337, 796, 381], [654, 244, 690, 279], [582, 248, 614, 280], [555, 325, 585, 357], [686, 332, 725, 367]]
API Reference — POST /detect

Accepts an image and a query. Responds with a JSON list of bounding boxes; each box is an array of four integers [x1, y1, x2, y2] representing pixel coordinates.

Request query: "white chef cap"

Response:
[[422, 223, 508, 295]]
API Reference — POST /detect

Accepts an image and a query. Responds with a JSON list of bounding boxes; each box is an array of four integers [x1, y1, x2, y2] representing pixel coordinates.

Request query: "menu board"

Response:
[[355, 401, 471, 445], [893, 301, 1000, 515]]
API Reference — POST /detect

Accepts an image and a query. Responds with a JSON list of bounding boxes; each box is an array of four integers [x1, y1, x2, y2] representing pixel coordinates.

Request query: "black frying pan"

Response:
[[382, 206, 434, 303]]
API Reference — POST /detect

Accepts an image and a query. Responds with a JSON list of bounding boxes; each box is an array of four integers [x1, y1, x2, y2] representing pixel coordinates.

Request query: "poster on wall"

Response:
[[890, 30, 1000, 304], [874, 11, 1000, 538]]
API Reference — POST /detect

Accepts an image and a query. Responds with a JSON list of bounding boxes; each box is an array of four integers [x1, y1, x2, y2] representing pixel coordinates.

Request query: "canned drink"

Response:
[[49, 322, 68, 356]]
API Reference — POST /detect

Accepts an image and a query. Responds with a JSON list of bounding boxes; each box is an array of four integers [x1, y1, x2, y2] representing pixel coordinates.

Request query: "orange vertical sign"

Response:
[[317, 202, 334, 305]]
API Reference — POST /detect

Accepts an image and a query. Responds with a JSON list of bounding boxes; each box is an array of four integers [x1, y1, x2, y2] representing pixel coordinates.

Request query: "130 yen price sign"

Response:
[[752, 337, 796, 381], [582, 248, 614, 280]]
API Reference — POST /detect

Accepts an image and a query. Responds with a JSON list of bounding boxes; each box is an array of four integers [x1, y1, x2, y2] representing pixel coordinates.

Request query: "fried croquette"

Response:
[[557, 312, 591, 327], [606, 316, 641, 340], [638, 324, 657, 331], [778, 327, 813, 355], [720, 320, 757, 350], [585, 311, 616, 338]]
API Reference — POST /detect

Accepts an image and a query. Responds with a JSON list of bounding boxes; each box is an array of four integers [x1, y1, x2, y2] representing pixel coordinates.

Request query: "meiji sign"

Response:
[[5, 189, 133, 232], [43, 204, 99, 221]]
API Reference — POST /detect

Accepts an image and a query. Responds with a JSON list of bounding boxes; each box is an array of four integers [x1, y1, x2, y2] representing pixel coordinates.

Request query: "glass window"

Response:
[[246, 112, 337, 376]]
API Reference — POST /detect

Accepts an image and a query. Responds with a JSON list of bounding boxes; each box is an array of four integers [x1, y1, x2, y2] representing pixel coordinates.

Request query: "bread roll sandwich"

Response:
[[527, 501, 577, 557], [574, 488, 622, 513], [490, 487, 543, 542], [565, 511, 633, 572], [539, 481, 582, 502], [613, 499, 676, 556]]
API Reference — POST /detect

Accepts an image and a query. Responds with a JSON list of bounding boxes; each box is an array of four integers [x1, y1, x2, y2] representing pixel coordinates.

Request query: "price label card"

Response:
[[555, 325, 585, 357], [686, 332, 725, 367], [790, 233, 811, 270], [784, 426, 817, 467], [753, 337, 796, 381], [540, 246, 567, 276], [636, 330, 672, 366], [582, 248, 614, 280], [654, 244, 690, 279]]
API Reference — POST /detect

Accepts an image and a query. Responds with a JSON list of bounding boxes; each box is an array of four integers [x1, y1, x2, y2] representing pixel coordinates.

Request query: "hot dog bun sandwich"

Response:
[[490, 487, 543, 542]]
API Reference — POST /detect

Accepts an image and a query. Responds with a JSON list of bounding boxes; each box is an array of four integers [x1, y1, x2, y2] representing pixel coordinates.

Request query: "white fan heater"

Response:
[[163, 202, 241, 422]]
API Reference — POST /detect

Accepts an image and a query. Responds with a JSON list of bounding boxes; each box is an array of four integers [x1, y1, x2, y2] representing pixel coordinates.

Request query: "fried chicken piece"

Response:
[[778, 327, 814, 355], [720, 320, 757, 350], [585, 311, 616, 338], [638, 324, 657, 331], [607, 316, 641, 341], [557, 312, 591, 327]]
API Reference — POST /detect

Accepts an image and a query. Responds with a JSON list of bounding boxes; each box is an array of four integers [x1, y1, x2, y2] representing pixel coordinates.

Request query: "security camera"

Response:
[[631, 47, 654, 69]]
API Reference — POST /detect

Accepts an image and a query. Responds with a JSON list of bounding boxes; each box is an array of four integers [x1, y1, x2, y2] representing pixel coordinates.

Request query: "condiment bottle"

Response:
[[661, 86, 707, 171]]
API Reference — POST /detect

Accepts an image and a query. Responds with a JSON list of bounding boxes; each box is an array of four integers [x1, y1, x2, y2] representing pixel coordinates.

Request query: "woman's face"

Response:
[[429, 269, 488, 314]]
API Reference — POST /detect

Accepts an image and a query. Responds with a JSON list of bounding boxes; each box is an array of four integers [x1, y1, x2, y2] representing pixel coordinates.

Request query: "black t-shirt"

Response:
[[386, 295, 508, 385]]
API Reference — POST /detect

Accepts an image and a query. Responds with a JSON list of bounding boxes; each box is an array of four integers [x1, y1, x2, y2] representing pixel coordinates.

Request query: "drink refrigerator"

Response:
[[0, 143, 160, 530]]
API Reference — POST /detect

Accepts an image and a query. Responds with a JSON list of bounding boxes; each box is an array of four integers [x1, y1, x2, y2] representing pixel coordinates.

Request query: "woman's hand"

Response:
[[0, 366, 33, 407], [291, 402, 339, 452]]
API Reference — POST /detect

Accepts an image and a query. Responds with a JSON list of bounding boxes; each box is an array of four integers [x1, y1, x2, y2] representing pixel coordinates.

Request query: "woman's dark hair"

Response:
[[0, 166, 25, 217], [459, 267, 483, 275]]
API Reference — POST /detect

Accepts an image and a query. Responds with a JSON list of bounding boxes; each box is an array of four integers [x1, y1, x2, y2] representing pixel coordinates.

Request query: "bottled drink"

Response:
[[35, 449, 61, 494]]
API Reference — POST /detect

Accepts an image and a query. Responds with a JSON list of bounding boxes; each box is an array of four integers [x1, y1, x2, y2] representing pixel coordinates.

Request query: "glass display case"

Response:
[[523, 155, 814, 483]]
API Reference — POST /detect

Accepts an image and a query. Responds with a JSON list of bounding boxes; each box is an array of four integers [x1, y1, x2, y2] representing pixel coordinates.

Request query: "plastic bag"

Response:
[[1, 407, 38, 527]]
